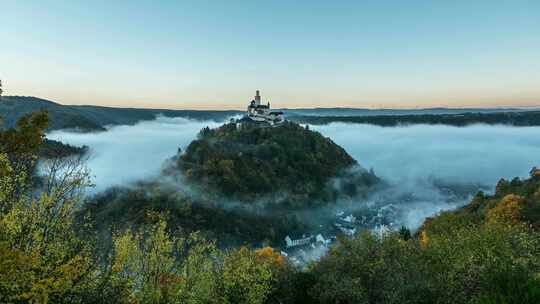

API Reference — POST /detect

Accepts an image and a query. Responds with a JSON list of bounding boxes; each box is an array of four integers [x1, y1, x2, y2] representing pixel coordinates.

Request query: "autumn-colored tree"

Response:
[[221, 246, 279, 304], [0, 111, 48, 211], [255, 246, 287, 271], [423, 222, 540, 304], [487, 194, 524, 225], [110, 215, 179, 303], [175, 232, 221, 304], [109, 216, 223, 304], [0, 112, 97, 303]]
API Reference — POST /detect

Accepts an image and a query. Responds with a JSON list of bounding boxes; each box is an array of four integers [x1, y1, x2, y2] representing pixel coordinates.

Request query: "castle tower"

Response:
[[254, 90, 261, 106]]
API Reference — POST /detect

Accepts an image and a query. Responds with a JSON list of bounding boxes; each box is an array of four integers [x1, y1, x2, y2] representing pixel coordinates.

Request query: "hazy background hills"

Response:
[[0, 96, 242, 131], [279, 107, 537, 116], [2, 95, 540, 131]]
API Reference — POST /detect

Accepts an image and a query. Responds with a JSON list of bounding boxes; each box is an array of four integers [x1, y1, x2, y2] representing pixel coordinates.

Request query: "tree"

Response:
[[399, 226, 411, 241], [109, 216, 224, 304], [110, 214, 179, 303], [175, 232, 221, 304], [309, 231, 430, 304], [0, 112, 97, 303], [487, 194, 524, 225], [221, 246, 278, 304], [0, 111, 48, 211]]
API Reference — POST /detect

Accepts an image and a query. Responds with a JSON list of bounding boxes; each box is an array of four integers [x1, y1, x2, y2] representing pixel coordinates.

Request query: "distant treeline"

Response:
[[40, 139, 88, 159], [289, 110, 540, 127], [0, 96, 242, 132]]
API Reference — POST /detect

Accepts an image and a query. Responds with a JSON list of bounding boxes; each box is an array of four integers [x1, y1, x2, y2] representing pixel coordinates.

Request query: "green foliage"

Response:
[[398, 225, 412, 240], [308, 171, 540, 304], [40, 139, 88, 159], [83, 184, 309, 247], [177, 121, 380, 205], [290, 111, 540, 127], [110, 215, 180, 303], [308, 223, 540, 304], [423, 223, 540, 304], [426, 172, 540, 230], [0, 112, 97, 303], [222, 247, 280, 304], [0, 110, 48, 208], [310, 232, 431, 304]]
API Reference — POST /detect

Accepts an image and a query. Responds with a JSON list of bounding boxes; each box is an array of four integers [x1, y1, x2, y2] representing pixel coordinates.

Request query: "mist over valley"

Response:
[[47, 117, 540, 235]]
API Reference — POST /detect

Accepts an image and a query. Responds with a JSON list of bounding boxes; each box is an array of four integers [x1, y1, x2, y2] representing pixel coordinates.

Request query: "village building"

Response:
[[285, 235, 313, 248]]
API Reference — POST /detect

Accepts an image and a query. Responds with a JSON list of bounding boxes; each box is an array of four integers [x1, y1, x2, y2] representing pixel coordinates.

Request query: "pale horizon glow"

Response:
[[1, 1, 539, 110]]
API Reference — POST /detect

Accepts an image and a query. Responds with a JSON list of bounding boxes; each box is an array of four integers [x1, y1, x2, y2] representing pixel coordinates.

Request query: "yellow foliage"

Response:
[[255, 246, 286, 270], [0, 113, 97, 303], [110, 216, 180, 304], [222, 246, 276, 304], [487, 194, 524, 225], [420, 230, 429, 248], [0, 243, 36, 303]]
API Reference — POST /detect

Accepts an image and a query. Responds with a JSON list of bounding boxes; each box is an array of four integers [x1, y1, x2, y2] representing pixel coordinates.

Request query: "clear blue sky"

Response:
[[1, 0, 539, 109]]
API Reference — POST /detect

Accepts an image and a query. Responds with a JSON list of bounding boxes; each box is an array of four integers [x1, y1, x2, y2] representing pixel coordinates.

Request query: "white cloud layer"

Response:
[[49, 119, 540, 229], [313, 123, 540, 187], [313, 123, 540, 229], [47, 116, 220, 193]]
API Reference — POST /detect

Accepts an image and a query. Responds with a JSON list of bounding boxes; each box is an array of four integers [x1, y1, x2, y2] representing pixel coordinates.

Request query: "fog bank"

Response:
[[313, 123, 540, 187], [48, 116, 220, 193], [313, 123, 540, 229], [49, 119, 540, 229]]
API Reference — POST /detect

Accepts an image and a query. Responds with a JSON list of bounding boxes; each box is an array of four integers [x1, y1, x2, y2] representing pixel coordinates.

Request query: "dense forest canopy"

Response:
[[82, 121, 382, 249], [290, 111, 540, 127], [175, 121, 380, 205]]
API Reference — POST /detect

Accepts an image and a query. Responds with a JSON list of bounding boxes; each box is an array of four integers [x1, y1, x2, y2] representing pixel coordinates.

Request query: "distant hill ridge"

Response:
[[2, 95, 540, 131], [0, 96, 242, 131], [278, 106, 539, 117], [289, 111, 540, 127]]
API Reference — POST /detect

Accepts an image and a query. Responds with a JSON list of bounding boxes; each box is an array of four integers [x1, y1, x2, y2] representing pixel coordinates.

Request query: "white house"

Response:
[[285, 235, 313, 248]]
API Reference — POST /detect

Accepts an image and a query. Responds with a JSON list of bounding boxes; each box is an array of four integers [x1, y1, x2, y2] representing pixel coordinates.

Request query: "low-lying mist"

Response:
[[49, 118, 540, 230], [313, 123, 540, 229], [47, 116, 220, 193], [314, 123, 540, 187]]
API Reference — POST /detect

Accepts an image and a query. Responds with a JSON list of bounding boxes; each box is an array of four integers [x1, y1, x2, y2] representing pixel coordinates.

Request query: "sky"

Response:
[[1, 0, 539, 110]]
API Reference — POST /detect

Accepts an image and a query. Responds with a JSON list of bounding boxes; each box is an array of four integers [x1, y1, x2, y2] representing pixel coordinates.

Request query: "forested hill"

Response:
[[422, 167, 540, 231], [289, 110, 540, 126], [174, 121, 380, 205], [0, 96, 242, 131], [3, 95, 538, 130]]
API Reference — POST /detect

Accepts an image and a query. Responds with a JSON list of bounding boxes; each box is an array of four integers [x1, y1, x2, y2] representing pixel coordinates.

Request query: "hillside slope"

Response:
[[174, 121, 380, 206], [421, 167, 540, 233], [0, 96, 242, 131]]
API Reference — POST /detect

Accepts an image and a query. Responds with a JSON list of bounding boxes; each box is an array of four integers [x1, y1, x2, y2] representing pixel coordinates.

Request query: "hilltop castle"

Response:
[[242, 90, 284, 126]]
